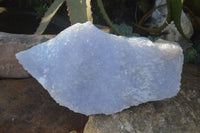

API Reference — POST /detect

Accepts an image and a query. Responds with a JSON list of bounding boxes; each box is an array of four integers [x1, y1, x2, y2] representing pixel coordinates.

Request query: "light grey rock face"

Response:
[[16, 21, 183, 115]]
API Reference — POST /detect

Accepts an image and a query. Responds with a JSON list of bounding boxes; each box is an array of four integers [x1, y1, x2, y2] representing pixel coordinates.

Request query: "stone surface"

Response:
[[0, 32, 54, 78], [84, 64, 200, 133], [16, 21, 183, 115], [0, 78, 88, 133]]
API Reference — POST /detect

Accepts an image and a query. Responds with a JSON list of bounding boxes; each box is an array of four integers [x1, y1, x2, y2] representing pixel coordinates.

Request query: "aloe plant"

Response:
[[67, 0, 93, 24], [168, 0, 190, 41], [96, 0, 120, 35], [35, 0, 195, 42], [134, 0, 191, 41], [35, 0, 93, 34], [35, 0, 65, 34]]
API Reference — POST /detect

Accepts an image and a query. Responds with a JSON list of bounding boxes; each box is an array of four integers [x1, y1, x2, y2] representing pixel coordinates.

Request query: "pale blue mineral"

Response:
[[16, 21, 183, 115]]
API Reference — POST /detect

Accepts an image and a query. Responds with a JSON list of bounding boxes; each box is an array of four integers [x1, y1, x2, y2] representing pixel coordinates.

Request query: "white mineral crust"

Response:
[[16, 21, 183, 115]]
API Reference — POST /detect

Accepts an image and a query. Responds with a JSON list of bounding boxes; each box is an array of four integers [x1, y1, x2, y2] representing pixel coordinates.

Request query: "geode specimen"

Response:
[[16, 21, 183, 115]]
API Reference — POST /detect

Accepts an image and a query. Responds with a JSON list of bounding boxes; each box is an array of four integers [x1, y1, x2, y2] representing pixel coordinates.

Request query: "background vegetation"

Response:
[[0, 0, 200, 63]]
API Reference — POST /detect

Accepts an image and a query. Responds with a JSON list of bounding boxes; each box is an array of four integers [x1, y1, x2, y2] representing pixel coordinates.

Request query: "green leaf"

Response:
[[66, 0, 93, 24], [35, 0, 65, 34], [168, 0, 191, 41], [97, 0, 120, 35], [184, 47, 197, 63]]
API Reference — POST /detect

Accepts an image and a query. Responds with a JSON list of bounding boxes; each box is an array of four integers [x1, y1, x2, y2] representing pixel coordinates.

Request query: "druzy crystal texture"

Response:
[[16, 21, 183, 115]]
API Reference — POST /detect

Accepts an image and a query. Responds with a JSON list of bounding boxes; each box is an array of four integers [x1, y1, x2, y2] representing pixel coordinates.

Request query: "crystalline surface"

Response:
[[16, 21, 183, 115]]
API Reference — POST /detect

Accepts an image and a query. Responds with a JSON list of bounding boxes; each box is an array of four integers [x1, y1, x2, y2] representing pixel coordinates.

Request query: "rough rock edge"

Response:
[[0, 25, 110, 79], [0, 32, 55, 78]]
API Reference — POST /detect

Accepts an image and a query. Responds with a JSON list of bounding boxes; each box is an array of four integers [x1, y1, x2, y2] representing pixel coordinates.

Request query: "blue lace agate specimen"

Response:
[[16, 22, 183, 115]]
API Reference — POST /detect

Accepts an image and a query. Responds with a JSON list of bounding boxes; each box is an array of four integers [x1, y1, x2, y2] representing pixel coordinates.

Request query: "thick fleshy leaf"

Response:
[[97, 0, 120, 35], [66, 0, 93, 24], [169, 0, 190, 41], [35, 0, 65, 35]]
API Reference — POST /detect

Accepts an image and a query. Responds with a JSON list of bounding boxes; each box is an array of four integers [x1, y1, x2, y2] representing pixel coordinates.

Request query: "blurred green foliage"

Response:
[[34, 0, 54, 17], [184, 0, 200, 17], [114, 23, 135, 36], [197, 44, 200, 53], [184, 47, 197, 63], [0, 0, 199, 63], [35, 0, 65, 34], [0, 0, 54, 16]]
